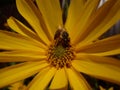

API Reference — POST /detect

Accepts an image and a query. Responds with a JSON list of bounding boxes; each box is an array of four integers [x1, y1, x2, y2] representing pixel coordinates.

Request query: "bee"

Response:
[[54, 28, 70, 48]]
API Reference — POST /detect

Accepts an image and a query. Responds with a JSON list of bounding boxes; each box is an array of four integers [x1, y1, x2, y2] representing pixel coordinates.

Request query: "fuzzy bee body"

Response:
[[54, 28, 70, 48]]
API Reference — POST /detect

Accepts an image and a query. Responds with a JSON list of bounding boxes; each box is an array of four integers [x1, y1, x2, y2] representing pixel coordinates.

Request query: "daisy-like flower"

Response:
[[0, 0, 120, 90]]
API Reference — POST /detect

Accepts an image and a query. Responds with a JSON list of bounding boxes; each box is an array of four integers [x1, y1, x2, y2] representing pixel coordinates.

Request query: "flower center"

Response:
[[47, 27, 75, 69]]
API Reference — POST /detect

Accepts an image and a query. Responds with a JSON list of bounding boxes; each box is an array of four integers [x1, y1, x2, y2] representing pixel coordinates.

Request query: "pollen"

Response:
[[46, 27, 75, 69]]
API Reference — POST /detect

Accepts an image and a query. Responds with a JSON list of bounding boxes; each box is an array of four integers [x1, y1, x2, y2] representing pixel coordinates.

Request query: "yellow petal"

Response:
[[70, 0, 100, 44], [0, 56, 46, 62], [0, 30, 45, 50], [36, 0, 63, 35], [65, 68, 91, 90], [49, 68, 68, 90], [0, 61, 48, 88], [27, 67, 50, 88], [7, 17, 35, 37], [0, 50, 46, 62], [99, 86, 106, 90], [109, 87, 114, 90], [73, 0, 119, 45], [72, 60, 120, 85], [65, 0, 86, 35], [76, 34, 120, 54], [75, 54, 120, 67], [99, 86, 114, 90], [82, 0, 120, 44], [7, 17, 46, 46], [91, 49, 120, 56], [8, 80, 26, 90], [28, 67, 56, 90], [0, 50, 45, 56], [16, 0, 50, 45]]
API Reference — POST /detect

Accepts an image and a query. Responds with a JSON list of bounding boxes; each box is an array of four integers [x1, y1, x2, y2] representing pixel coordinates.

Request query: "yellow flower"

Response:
[[0, 0, 120, 90]]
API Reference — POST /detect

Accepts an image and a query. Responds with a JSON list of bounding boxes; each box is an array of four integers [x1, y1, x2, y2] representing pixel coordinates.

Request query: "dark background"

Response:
[[0, 0, 22, 30]]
